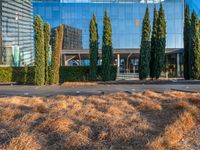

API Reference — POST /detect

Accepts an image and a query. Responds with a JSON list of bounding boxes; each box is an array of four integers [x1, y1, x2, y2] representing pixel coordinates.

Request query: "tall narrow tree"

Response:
[[150, 5, 158, 79], [89, 15, 99, 81], [49, 29, 58, 84], [102, 10, 113, 81], [184, 5, 191, 80], [55, 25, 64, 84], [44, 22, 51, 84], [34, 16, 45, 86], [139, 6, 151, 80], [155, 3, 166, 79], [190, 11, 200, 79]]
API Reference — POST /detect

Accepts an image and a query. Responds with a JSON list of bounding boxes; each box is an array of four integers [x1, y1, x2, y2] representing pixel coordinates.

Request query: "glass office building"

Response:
[[33, 0, 184, 49], [0, 0, 34, 66], [33, 0, 185, 77], [186, 0, 200, 16]]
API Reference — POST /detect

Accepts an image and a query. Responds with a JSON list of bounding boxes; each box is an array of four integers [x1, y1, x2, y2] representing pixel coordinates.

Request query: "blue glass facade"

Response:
[[186, 0, 200, 16], [0, 0, 34, 66], [33, 0, 184, 50]]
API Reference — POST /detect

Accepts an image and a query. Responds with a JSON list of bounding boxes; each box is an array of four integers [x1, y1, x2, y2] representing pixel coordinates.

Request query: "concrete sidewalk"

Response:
[[0, 83, 200, 97]]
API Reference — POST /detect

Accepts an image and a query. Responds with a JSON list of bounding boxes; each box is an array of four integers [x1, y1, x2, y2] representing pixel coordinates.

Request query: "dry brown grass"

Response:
[[0, 91, 199, 149], [3, 133, 42, 150], [148, 111, 196, 150], [62, 82, 97, 86], [38, 117, 74, 134]]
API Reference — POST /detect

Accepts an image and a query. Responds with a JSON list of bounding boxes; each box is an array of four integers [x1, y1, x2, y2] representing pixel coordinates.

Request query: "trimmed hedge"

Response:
[[98, 65, 117, 82], [59, 66, 90, 82], [0, 66, 117, 84], [0, 67, 35, 84], [60, 66, 117, 83]]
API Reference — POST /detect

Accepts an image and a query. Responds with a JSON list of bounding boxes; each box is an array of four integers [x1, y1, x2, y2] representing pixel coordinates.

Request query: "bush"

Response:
[[59, 66, 117, 83], [0, 67, 35, 84], [59, 66, 90, 82], [0, 65, 117, 84], [98, 65, 117, 82], [0, 67, 13, 82], [34, 15, 45, 86], [25, 67, 35, 84]]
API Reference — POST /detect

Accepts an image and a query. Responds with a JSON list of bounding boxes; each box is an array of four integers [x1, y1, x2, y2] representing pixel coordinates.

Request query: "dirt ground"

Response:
[[0, 91, 199, 150]]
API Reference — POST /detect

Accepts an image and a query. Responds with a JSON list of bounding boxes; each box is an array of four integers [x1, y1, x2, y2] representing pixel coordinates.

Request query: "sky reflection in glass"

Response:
[[33, 0, 184, 49]]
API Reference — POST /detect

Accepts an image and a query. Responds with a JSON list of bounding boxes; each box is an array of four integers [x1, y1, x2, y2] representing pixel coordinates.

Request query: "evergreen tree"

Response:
[[34, 16, 45, 86], [139, 6, 151, 80], [89, 15, 99, 81], [43, 22, 51, 84], [154, 3, 166, 79], [150, 5, 158, 79], [102, 10, 113, 81], [49, 29, 58, 84], [184, 5, 191, 80], [55, 25, 64, 84], [190, 11, 200, 79]]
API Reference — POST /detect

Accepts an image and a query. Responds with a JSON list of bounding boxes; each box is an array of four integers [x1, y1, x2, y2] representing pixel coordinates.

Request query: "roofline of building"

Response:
[[62, 48, 184, 55]]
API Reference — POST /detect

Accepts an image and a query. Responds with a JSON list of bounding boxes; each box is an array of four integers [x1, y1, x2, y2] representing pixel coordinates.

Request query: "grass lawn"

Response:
[[0, 91, 199, 150]]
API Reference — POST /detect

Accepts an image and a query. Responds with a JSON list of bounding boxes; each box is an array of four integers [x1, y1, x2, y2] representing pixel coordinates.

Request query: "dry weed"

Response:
[[3, 133, 42, 150], [78, 126, 92, 138], [62, 82, 97, 86], [110, 126, 135, 141], [0, 91, 199, 149], [148, 111, 196, 150], [0, 107, 22, 122], [64, 132, 90, 148], [107, 106, 124, 116], [32, 103, 48, 113], [38, 117, 74, 134], [98, 131, 109, 141], [143, 90, 165, 100], [49, 100, 67, 112]]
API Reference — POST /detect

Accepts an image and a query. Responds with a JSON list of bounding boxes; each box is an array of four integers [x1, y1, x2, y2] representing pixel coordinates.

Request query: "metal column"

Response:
[[117, 54, 120, 74], [177, 53, 180, 77]]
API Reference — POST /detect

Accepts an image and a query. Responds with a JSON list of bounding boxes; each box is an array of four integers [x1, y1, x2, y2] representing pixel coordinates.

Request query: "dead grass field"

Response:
[[0, 91, 199, 150], [62, 82, 98, 86]]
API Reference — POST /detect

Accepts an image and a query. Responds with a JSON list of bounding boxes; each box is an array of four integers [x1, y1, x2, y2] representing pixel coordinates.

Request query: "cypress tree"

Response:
[[89, 15, 99, 81], [102, 10, 113, 81], [34, 16, 45, 86], [154, 3, 166, 79], [139, 6, 151, 80], [55, 25, 64, 84], [150, 5, 158, 79], [44, 22, 51, 84], [184, 5, 191, 80], [190, 11, 200, 79], [49, 29, 58, 84]]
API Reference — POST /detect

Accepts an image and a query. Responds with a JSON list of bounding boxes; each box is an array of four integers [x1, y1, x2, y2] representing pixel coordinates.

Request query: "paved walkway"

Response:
[[0, 83, 200, 97]]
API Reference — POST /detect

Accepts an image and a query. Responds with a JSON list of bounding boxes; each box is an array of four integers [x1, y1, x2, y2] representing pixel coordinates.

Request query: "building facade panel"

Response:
[[62, 25, 82, 50], [33, 0, 184, 50], [186, 0, 200, 16], [1, 0, 34, 66]]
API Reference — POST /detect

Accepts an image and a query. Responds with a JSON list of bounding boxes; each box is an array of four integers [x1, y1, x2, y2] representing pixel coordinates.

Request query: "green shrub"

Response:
[[0, 65, 117, 84], [59, 66, 90, 82], [59, 66, 117, 83], [0, 67, 35, 84], [44, 22, 51, 84], [34, 16, 45, 86], [25, 67, 35, 84], [12, 67, 27, 83], [49, 29, 59, 84], [102, 10, 113, 81], [0, 67, 13, 82], [98, 65, 117, 81]]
